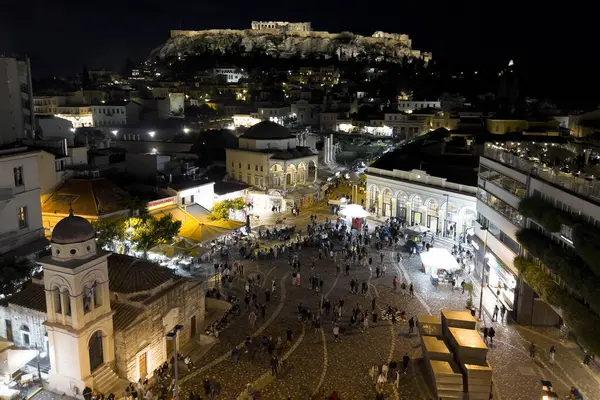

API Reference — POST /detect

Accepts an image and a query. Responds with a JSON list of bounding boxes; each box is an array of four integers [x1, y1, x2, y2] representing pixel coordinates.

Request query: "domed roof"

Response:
[[51, 211, 96, 245], [241, 121, 294, 140]]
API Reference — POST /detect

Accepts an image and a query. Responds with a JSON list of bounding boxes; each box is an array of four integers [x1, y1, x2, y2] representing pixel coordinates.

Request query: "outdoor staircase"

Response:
[[92, 364, 127, 395]]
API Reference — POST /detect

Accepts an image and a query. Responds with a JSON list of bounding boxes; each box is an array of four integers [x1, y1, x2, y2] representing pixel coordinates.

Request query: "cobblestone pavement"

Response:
[[176, 207, 600, 400]]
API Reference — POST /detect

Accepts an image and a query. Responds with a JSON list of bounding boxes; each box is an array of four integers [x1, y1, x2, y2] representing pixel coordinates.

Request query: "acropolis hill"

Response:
[[149, 21, 431, 63]]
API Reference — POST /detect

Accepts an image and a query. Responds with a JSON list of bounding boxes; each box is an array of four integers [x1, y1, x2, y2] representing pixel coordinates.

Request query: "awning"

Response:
[[420, 248, 461, 273]]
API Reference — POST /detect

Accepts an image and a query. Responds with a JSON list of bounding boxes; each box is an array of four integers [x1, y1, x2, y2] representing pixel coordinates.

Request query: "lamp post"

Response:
[[478, 225, 489, 319], [443, 193, 450, 238], [166, 325, 184, 400]]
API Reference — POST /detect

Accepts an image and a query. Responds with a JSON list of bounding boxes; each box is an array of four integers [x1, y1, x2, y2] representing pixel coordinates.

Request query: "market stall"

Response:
[[420, 248, 462, 284], [338, 204, 370, 231]]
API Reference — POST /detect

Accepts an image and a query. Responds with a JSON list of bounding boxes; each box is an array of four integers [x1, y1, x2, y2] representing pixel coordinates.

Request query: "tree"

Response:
[[0, 257, 36, 299], [131, 214, 182, 258], [209, 199, 246, 220], [92, 217, 127, 250], [126, 197, 150, 220], [463, 282, 474, 309], [81, 64, 91, 88]]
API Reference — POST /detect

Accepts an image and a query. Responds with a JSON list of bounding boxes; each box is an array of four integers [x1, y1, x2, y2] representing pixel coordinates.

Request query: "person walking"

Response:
[[333, 324, 341, 342], [492, 304, 499, 321], [408, 316, 415, 337], [345, 264, 350, 276], [393, 276, 398, 291], [363, 314, 369, 331], [488, 327, 495, 346], [483, 327, 489, 344], [249, 311, 257, 330], [409, 283, 414, 297], [286, 327, 293, 347], [350, 279, 356, 294], [402, 353, 410, 374], [529, 342, 536, 358], [549, 345, 556, 364], [270, 356, 278, 376]]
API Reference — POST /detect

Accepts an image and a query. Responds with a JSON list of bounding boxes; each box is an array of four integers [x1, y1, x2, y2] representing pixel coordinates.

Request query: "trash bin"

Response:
[[470, 308, 476, 317]]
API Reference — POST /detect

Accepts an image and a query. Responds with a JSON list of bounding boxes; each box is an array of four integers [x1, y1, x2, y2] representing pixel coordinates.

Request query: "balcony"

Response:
[[484, 143, 600, 203]]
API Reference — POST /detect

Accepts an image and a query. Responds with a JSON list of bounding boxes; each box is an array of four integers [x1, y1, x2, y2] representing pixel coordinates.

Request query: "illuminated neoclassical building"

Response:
[[226, 121, 318, 191], [365, 134, 478, 239]]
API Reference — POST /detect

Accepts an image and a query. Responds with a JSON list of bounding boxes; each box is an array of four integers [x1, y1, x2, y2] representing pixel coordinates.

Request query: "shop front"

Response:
[[485, 253, 517, 310], [470, 235, 517, 311]]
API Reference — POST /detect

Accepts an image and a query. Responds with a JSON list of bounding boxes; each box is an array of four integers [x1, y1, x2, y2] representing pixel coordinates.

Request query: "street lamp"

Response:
[[148, 131, 155, 138], [183, 127, 190, 134], [111, 130, 118, 136], [70, 128, 76, 133], [478, 224, 489, 319], [166, 325, 184, 400]]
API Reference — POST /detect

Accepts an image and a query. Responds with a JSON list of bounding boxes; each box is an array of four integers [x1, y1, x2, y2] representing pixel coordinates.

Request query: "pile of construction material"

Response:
[[419, 310, 492, 400]]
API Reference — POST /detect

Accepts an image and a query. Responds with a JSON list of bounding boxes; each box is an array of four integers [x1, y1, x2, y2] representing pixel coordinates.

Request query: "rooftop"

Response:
[[107, 254, 176, 294], [213, 181, 251, 195], [42, 178, 130, 217], [369, 133, 479, 187], [240, 121, 295, 140]]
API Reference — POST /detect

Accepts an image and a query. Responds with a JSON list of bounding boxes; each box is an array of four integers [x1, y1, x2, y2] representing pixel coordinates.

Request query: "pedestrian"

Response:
[[381, 362, 389, 381], [270, 356, 278, 376], [350, 279, 356, 294], [402, 353, 410, 374], [248, 311, 257, 330], [409, 283, 414, 297], [286, 327, 293, 347], [529, 342, 536, 358], [376, 267, 381, 278], [265, 290, 271, 303], [333, 324, 341, 342], [492, 304, 499, 321], [393, 275, 398, 291], [408, 316, 415, 337], [583, 352, 591, 365], [483, 327, 489, 344], [549, 345, 556, 364], [372, 297, 376, 312], [363, 315, 369, 331], [488, 326, 495, 346], [401, 281, 406, 296], [500, 304, 506, 319], [461, 280, 465, 294]]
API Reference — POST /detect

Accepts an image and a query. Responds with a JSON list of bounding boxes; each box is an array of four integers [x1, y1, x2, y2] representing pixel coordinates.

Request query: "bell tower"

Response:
[[41, 211, 114, 397]]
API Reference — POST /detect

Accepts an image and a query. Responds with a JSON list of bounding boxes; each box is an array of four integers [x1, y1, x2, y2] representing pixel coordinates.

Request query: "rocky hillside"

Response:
[[149, 29, 431, 63]]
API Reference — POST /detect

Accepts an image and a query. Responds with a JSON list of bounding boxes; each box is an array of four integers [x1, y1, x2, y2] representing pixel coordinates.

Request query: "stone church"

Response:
[[0, 212, 205, 396]]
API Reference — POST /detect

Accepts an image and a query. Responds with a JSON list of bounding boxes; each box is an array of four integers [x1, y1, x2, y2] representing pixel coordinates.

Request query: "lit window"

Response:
[[13, 167, 23, 186], [17, 206, 27, 229]]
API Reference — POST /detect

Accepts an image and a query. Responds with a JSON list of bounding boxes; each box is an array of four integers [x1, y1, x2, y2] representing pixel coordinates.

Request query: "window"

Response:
[[17, 206, 27, 229], [64, 291, 71, 316], [13, 167, 23, 186], [260, 166, 263, 172], [248, 164, 251, 170], [255, 165, 258, 171], [21, 325, 30, 346], [54, 287, 62, 314], [231, 162, 234, 167], [238, 162, 242, 168]]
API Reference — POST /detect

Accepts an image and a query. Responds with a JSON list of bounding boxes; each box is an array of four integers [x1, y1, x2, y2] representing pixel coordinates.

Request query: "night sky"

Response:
[[1, 0, 597, 99]]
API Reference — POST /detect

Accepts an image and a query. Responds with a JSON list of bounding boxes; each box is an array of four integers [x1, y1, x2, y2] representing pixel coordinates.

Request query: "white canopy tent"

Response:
[[339, 204, 370, 219], [420, 248, 461, 275], [405, 224, 431, 235]]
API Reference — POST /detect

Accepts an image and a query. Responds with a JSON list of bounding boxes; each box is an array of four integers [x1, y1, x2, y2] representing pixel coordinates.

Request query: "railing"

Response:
[[476, 189, 523, 227], [484, 145, 600, 202]]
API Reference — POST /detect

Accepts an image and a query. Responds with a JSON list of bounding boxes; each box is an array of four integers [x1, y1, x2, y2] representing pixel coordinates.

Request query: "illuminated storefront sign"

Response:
[[147, 196, 177, 210]]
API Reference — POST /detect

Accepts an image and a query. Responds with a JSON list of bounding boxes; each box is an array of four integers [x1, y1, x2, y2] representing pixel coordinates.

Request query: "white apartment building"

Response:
[[0, 147, 44, 254], [212, 67, 247, 83], [397, 100, 440, 113], [475, 140, 600, 325], [258, 106, 290, 125], [291, 100, 320, 126], [0, 57, 35, 145], [91, 101, 141, 127]]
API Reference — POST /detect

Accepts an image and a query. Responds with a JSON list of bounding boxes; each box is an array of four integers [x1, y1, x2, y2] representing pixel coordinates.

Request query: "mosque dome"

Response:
[[51, 212, 96, 245], [241, 121, 294, 140]]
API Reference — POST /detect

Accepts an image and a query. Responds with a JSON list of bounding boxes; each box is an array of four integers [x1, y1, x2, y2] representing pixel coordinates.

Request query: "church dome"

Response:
[[51, 212, 96, 244], [241, 121, 294, 140]]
